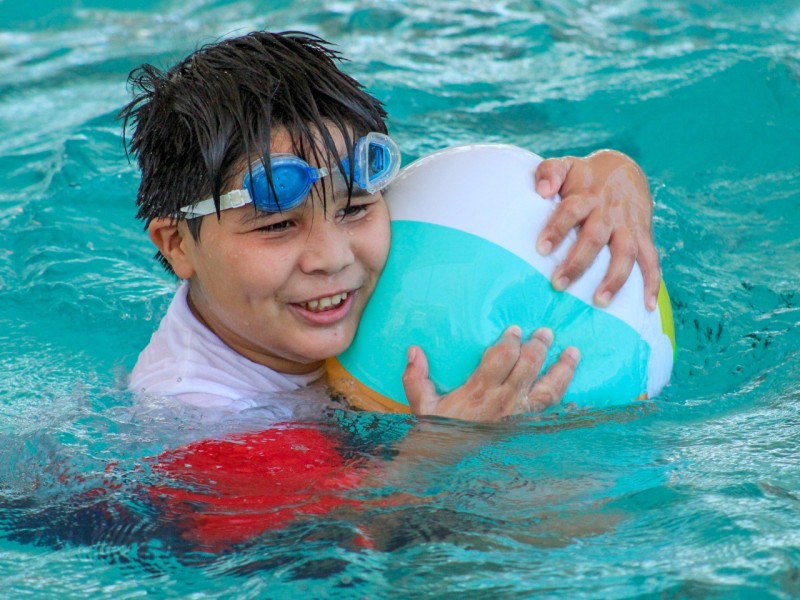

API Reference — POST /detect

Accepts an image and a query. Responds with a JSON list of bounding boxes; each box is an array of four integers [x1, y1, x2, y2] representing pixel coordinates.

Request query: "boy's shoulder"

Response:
[[129, 282, 325, 412]]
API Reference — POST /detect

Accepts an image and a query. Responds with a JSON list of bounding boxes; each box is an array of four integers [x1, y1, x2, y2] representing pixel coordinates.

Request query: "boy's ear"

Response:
[[148, 218, 196, 279]]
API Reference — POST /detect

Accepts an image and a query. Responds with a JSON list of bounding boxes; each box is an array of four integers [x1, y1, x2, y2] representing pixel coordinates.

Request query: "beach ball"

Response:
[[327, 144, 675, 413]]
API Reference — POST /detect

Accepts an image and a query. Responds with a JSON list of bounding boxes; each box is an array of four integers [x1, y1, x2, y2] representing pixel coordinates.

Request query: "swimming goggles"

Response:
[[180, 132, 401, 219]]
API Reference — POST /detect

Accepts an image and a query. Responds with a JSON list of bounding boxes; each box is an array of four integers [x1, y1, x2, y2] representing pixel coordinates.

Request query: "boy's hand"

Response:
[[534, 150, 660, 311], [402, 326, 579, 422]]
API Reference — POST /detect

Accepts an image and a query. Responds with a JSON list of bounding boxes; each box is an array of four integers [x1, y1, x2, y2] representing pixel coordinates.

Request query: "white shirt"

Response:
[[129, 282, 327, 423]]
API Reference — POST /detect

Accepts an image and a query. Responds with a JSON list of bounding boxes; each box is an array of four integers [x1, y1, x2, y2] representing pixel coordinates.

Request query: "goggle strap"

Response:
[[180, 188, 253, 219]]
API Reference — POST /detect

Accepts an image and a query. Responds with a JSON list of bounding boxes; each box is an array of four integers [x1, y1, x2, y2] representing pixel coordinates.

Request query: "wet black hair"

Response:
[[119, 30, 389, 272]]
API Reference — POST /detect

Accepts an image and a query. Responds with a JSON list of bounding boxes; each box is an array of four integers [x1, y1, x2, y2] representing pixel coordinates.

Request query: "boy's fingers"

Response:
[[534, 157, 571, 199], [595, 230, 661, 311], [464, 326, 523, 395], [550, 212, 610, 292], [504, 327, 553, 390], [637, 236, 662, 311], [537, 193, 594, 256], [593, 231, 637, 307], [402, 346, 438, 415], [526, 347, 580, 412]]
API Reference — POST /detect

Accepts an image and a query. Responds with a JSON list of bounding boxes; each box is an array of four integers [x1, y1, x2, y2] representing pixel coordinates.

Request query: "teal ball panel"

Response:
[[338, 221, 651, 408]]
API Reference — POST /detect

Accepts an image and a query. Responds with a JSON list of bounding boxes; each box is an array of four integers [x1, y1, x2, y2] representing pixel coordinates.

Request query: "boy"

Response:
[[122, 31, 659, 423]]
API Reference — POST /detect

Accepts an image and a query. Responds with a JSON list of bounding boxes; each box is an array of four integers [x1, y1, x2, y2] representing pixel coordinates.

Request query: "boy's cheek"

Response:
[[374, 208, 393, 270]]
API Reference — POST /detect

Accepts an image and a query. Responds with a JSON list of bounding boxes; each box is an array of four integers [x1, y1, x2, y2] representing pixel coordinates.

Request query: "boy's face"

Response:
[[166, 128, 391, 374]]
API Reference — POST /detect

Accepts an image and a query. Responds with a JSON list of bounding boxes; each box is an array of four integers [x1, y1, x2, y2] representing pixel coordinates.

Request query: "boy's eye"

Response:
[[257, 219, 294, 233], [336, 203, 369, 221]]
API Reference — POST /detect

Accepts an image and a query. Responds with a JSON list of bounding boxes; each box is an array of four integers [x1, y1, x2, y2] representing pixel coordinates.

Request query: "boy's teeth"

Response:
[[304, 292, 347, 312]]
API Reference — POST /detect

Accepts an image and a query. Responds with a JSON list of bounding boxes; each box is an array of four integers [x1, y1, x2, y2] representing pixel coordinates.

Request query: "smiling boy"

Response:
[[122, 30, 659, 423]]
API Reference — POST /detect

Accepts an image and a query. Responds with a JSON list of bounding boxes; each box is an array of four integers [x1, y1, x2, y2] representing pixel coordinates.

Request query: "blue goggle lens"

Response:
[[369, 143, 390, 176], [244, 157, 319, 213], [243, 132, 401, 213], [343, 132, 401, 193]]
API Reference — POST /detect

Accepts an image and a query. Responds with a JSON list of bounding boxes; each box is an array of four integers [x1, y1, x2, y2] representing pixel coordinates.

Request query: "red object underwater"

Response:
[[147, 425, 369, 551]]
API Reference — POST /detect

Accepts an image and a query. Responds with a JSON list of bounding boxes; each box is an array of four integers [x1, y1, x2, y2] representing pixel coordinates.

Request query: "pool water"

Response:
[[1, 0, 800, 597]]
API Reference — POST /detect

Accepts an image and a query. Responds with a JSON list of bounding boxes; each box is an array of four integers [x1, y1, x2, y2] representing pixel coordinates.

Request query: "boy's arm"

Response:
[[534, 150, 660, 311], [402, 326, 579, 422]]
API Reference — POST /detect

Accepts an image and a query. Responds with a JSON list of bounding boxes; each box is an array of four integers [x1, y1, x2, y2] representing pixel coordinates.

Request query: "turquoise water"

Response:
[[1, 0, 800, 597]]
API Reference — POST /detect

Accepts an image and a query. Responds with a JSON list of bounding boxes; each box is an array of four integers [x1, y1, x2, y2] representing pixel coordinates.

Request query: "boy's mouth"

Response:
[[298, 292, 349, 312]]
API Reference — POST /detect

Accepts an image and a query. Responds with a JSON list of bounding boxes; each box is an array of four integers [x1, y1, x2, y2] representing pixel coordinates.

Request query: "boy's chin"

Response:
[[298, 335, 355, 364]]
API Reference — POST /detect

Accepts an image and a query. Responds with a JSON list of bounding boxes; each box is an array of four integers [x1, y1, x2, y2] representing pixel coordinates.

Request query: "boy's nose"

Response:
[[298, 215, 356, 275]]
